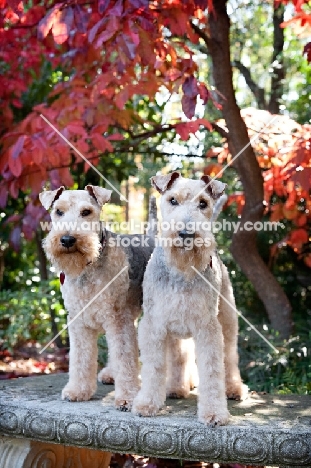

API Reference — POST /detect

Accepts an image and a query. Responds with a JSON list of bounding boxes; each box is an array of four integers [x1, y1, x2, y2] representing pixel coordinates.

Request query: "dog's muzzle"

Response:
[[60, 235, 76, 248], [178, 230, 195, 240]]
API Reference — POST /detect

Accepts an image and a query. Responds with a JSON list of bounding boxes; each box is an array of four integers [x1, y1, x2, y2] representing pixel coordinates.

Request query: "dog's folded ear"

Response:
[[39, 186, 65, 210], [85, 185, 112, 206], [201, 175, 227, 200], [151, 171, 181, 194]]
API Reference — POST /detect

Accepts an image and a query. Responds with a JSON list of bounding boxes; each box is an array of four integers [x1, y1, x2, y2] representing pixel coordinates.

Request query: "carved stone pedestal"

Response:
[[0, 436, 111, 468]]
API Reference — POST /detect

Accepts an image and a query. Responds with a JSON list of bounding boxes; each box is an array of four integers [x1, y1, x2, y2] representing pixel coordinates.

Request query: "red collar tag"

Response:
[[210, 257, 213, 269], [60, 271, 65, 285]]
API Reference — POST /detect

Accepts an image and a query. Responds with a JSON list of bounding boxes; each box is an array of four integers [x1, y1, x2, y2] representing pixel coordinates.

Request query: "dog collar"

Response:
[[99, 222, 107, 250], [60, 271, 65, 285]]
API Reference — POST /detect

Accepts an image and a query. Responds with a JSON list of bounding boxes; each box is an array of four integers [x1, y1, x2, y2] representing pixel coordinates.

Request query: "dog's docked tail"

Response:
[[146, 195, 158, 237], [211, 193, 228, 222]]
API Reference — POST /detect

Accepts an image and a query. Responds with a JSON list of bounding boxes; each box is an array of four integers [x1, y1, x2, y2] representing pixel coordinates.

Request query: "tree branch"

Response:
[[232, 60, 266, 109], [190, 21, 211, 50], [211, 122, 229, 139], [268, 3, 285, 114], [126, 124, 175, 141]]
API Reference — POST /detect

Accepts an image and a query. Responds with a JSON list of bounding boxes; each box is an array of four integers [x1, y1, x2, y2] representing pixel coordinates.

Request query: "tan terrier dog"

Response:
[[40, 185, 154, 410], [132, 172, 245, 425]]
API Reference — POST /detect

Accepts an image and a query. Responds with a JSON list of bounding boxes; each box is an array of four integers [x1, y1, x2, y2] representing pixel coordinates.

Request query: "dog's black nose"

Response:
[[60, 235, 76, 248], [178, 230, 195, 240]]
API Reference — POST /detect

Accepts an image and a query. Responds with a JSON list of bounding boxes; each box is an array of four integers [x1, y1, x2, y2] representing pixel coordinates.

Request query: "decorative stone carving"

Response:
[[97, 421, 135, 452], [183, 429, 221, 459], [1, 374, 311, 465], [138, 427, 179, 457], [59, 417, 94, 446]]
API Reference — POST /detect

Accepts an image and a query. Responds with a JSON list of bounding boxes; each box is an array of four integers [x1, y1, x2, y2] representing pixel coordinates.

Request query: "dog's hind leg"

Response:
[[166, 336, 197, 398], [218, 263, 248, 400]]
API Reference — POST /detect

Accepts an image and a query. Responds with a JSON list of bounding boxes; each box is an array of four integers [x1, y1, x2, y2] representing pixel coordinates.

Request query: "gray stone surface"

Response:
[[0, 374, 310, 465]]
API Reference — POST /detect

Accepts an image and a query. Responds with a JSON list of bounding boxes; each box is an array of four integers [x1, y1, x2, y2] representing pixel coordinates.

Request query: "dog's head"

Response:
[[151, 172, 226, 276], [39, 185, 111, 277]]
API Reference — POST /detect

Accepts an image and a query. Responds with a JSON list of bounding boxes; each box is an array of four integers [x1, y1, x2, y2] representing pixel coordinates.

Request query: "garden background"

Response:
[[0, 0, 310, 449]]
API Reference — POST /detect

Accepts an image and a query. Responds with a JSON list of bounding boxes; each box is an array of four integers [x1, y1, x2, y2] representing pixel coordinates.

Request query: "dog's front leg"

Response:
[[105, 313, 140, 411], [62, 318, 98, 401], [132, 316, 167, 417], [194, 317, 229, 426]]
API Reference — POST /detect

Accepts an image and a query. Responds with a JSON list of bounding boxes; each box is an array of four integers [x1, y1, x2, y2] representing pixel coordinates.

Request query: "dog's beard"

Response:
[[43, 232, 101, 277], [162, 231, 216, 280]]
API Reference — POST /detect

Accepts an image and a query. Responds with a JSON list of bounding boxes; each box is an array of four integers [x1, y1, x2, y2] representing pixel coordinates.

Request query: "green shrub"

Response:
[[0, 278, 66, 350]]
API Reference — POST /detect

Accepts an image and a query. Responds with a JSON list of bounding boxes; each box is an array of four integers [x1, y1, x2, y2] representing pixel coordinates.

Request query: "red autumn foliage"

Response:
[[206, 108, 311, 267], [0, 0, 310, 270], [0, 0, 212, 236]]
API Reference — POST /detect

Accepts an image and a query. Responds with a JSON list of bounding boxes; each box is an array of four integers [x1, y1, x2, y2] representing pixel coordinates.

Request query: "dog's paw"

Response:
[[166, 388, 189, 399], [132, 397, 159, 417], [98, 368, 114, 385], [115, 397, 133, 412], [226, 381, 249, 401], [61, 384, 95, 402], [198, 409, 230, 427]]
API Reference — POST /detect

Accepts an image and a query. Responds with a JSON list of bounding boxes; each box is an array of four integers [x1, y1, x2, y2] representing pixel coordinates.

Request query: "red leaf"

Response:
[[9, 180, 19, 199], [118, 34, 136, 60], [182, 76, 199, 98], [176, 118, 212, 140], [9, 152, 22, 177], [74, 5, 89, 33], [129, 0, 149, 7], [67, 122, 87, 137], [52, 7, 74, 44], [181, 95, 197, 119], [98, 0, 110, 14], [165, 68, 182, 82], [109, 0, 123, 17], [292, 167, 311, 191], [38, 5, 60, 40], [10, 226, 21, 251], [92, 133, 113, 152], [137, 27, 155, 66], [0, 184, 8, 208], [95, 17, 119, 47], [33, 146, 43, 165], [288, 228, 308, 249], [7, 0, 23, 14], [303, 42, 311, 62], [198, 83, 210, 104], [11, 135, 25, 159], [115, 87, 130, 109], [88, 18, 105, 43], [168, 10, 189, 35]]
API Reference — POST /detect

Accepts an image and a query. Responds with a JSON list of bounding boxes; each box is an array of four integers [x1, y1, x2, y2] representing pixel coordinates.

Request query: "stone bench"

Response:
[[0, 374, 310, 467]]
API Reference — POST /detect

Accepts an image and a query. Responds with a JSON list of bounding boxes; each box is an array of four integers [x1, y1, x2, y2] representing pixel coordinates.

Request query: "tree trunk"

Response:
[[35, 230, 48, 281], [206, 0, 292, 338], [35, 231, 63, 348], [268, 3, 285, 114]]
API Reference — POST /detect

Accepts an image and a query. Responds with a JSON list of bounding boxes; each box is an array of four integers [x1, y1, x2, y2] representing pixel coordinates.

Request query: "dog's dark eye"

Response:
[[81, 209, 92, 217], [56, 209, 64, 216], [199, 200, 207, 209], [170, 198, 178, 206]]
